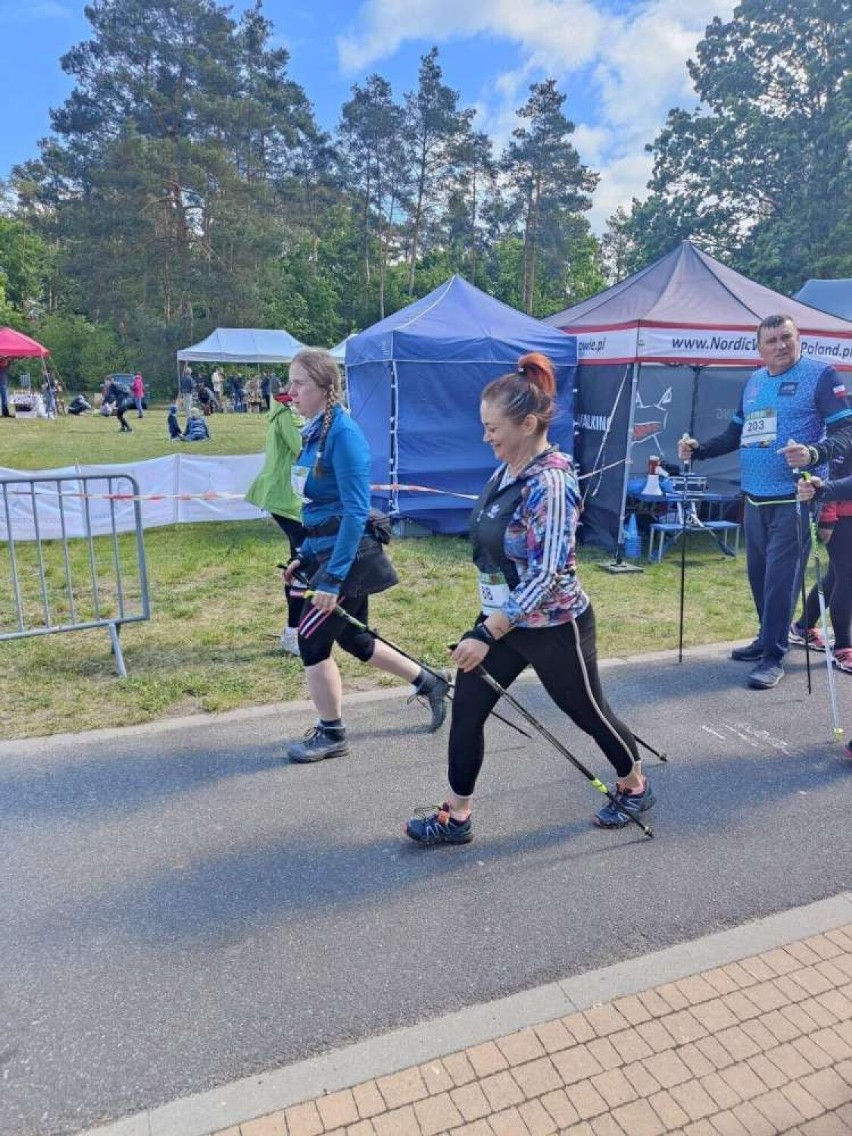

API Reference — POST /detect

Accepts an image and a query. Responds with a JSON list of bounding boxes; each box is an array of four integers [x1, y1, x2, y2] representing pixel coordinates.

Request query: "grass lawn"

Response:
[[0, 410, 756, 739], [0, 402, 269, 468]]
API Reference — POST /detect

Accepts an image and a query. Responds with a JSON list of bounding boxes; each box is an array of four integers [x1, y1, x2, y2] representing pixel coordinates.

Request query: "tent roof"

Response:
[[0, 327, 49, 358], [177, 327, 306, 364], [347, 275, 577, 366], [547, 242, 852, 334], [544, 241, 852, 368], [329, 334, 356, 363], [794, 279, 852, 322]]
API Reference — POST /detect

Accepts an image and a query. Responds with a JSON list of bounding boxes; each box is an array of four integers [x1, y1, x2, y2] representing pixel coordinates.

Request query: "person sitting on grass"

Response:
[[181, 411, 210, 442]]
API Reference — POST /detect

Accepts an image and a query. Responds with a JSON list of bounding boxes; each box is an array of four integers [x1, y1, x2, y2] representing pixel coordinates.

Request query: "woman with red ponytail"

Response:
[[406, 352, 653, 844]]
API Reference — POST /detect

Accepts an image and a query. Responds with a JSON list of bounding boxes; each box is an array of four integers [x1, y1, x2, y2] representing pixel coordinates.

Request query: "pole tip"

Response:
[[833, 727, 845, 740]]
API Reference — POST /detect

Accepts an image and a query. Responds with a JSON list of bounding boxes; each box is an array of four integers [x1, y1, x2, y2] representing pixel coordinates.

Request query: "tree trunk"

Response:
[[407, 149, 428, 295]]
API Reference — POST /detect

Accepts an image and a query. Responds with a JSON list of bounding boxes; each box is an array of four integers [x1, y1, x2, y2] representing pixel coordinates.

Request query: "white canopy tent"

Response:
[[177, 328, 307, 364], [329, 334, 356, 363]]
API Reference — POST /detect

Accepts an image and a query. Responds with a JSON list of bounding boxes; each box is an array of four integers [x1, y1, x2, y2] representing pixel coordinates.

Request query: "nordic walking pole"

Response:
[[800, 475, 843, 740], [633, 734, 668, 762], [290, 573, 667, 762], [678, 433, 691, 663], [790, 447, 813, 695], [293, 584, 533, 741], [467, 660, 654, 839]]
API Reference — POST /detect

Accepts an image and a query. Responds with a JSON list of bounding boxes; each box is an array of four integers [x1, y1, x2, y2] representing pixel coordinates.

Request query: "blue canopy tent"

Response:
[[794, 280, 852, 322], [345, 276, 578, 533]]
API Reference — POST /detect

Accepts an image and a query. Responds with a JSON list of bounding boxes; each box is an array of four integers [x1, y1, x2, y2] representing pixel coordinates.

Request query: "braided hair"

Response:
[[482, 352, 557, 431], [291, 348, 343, 477]]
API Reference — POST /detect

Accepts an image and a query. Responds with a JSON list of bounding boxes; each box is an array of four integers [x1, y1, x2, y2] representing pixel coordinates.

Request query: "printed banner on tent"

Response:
[[572, 325, 852, 369]]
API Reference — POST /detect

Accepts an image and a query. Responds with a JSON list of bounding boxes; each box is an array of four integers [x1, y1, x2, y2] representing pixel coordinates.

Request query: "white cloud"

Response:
[[336, 0, 737, 229], [337, 0, 604, 74]]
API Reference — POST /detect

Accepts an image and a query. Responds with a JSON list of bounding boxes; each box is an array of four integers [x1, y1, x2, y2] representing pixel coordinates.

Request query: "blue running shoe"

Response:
[[405, 803, 473, 845], [594, 779, 655, 829]]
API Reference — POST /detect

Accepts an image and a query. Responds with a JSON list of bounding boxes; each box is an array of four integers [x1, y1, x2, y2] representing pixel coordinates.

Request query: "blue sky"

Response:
[[0, 0, 735, 231]]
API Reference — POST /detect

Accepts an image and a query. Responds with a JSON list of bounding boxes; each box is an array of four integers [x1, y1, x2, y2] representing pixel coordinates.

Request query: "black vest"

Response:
[[469, 469, 526, 589]]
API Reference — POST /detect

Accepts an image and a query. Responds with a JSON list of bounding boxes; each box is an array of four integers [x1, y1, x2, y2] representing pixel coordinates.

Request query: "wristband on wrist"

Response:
[[807, 445, 820, 466], [461, 624, 496, 647]]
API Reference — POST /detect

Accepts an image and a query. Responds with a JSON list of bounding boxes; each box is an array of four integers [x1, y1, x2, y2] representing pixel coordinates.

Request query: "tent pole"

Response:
[[389, 360, 400, 518], [689, 365, 702, 437], [615, 361, 641, 564]]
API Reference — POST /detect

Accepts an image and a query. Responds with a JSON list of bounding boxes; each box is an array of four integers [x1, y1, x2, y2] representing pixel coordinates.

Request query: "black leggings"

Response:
[[448, 604, 639, 797], [272, 513, 307, 628], [297, 593, 377, 667], [800, 516, 852, 651]]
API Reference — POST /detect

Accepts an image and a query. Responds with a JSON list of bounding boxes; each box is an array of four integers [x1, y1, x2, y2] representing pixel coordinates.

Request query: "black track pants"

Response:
[[447, 604, 639, 797]]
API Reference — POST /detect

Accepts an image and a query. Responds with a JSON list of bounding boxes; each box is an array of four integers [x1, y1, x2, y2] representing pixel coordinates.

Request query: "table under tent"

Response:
[[344, 276, 578, 534], [545, 241, 852, 557], [0, 328, 52, 418]]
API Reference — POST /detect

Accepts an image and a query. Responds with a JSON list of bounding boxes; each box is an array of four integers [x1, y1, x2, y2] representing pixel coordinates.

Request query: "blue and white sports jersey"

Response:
[[734, 357, 851, 497]]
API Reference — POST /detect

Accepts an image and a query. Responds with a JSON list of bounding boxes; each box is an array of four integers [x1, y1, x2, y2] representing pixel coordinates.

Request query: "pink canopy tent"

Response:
[[0, 328, 50, 358]]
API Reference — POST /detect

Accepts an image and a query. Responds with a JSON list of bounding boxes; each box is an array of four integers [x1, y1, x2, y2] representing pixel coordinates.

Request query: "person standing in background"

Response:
[[179, 365, 193, 416], [212, 366, 224, 405], [0, 357, 10, 417], [131, 372, 145, 418], [679, 315, 852, 690], [245, 386, 306, 654]]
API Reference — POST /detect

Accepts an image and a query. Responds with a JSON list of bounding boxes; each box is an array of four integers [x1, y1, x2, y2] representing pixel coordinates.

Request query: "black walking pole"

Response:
[[292, 584, 533, 741], [468, 660, 654, 839], [288, 572, 668, 764]]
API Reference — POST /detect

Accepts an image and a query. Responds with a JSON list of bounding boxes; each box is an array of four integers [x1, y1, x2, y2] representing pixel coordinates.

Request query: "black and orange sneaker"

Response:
[[405, 803, 472, 845]]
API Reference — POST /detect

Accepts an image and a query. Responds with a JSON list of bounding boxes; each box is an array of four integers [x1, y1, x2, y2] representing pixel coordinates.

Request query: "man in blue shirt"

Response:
[[680, 315, 852, 689]]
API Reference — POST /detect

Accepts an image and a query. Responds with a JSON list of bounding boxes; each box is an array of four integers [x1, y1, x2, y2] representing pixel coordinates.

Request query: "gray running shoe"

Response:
[[747, 660, 784, 689], [287, 725, 350, 763]]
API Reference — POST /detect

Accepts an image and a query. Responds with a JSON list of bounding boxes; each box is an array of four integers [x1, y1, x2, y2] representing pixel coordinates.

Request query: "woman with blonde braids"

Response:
[[283, 349, 450, 762]]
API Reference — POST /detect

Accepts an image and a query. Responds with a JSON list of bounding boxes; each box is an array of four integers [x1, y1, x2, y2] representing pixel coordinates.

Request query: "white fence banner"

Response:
[[0, 454, 265, 541]]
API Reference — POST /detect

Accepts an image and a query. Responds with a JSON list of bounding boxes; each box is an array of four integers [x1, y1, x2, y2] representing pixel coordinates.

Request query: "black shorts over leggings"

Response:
[[297, 594, 377, 666]]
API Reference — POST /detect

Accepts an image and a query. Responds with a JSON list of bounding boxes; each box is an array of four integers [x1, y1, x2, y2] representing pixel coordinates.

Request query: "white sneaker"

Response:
[[279, 627, 300, 655]]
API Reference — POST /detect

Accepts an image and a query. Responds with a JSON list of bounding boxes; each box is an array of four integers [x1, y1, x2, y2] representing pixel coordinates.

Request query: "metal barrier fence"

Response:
[[0, 474, 150, 676]]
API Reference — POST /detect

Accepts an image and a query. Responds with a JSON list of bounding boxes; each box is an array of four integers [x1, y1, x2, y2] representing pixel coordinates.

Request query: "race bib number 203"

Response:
[[742, 408, 777, 448]]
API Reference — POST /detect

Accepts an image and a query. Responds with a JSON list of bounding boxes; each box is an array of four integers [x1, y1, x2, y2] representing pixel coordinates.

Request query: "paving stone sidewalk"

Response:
[[216, 926, 852, 1136]]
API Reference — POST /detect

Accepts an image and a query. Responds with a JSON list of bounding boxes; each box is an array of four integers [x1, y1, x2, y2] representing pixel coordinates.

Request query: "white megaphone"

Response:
[[641, 454, 664, 496]]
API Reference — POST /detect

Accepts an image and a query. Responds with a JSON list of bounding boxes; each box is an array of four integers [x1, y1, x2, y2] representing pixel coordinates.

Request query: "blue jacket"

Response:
[[295, 405, 371, 594]]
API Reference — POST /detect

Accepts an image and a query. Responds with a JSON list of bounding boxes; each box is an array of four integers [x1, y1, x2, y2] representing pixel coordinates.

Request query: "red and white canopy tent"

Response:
[[0, 327, 50, 359], [545, 241, 852, 552], [547, 240, 852, 369]]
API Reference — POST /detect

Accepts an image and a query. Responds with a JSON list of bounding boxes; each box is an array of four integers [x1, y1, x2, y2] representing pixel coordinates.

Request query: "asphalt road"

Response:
[[2, 646, 850, 1136]]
